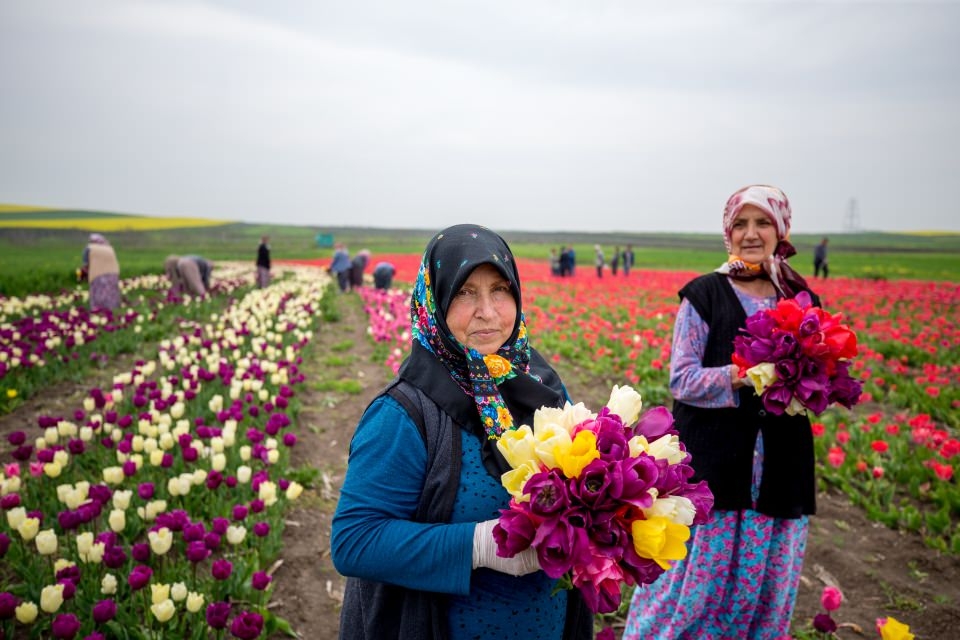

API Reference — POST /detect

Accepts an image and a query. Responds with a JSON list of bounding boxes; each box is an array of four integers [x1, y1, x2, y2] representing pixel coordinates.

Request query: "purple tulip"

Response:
[[813, 613, 838, 633], [85, 632, 107, 640], [251, 571, 272, 591], [56, 564, 81, 585], [531, 516, 589, 579], [569, 458, 620, 511], [51, 613, 81, 639], [230, 610, 264, 640], [131, 543, 151, 562], [493, 508, 537, 557], [204, 532, 222, 551], [7, 431, 27, 446], [88, 484, 112, 504], [206, 601, 231, 630], [232, 505, 248, 521], [206, 471, 224, 490], [128, 565, 153, 591], [102, 544, 127, 569], [524, 470, 569, 518], [212, 558, 233, 581], [614, 455, 658, 508], [92, 599, 117, 624], [0, 532, 10, 557], [186, 540, 211, 564], [212, 517, 230, 535], [253, 522, 270, 537], [0, 493, 21, 510], [183, 522, 206, 542], [0, 591, 20, 619]]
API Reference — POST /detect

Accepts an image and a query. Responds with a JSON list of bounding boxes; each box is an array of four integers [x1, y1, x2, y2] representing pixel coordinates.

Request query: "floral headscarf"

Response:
[[89, 233, 108, 245], [716, 184, 809, 298], [410, 224, 540, 440]]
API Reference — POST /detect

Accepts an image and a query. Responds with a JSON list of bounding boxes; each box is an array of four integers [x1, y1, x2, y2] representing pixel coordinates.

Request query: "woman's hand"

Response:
[[730, 364, 747, 390], [472, 519, 540, 577]]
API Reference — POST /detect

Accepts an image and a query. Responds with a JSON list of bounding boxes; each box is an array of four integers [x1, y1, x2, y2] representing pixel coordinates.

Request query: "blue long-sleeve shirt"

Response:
[[332, 395, 567, 639]]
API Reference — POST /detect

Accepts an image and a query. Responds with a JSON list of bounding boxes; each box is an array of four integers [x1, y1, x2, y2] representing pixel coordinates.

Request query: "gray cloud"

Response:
[[1, 0, 958, 233]]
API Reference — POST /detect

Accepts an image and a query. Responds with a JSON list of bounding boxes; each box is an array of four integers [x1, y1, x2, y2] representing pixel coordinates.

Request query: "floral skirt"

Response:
[[89, 273, 121, 310], [622, 510, 808, 640]]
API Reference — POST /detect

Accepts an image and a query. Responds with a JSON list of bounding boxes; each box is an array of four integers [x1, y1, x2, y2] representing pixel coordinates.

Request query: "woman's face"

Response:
[[445, 263, 517, 355], [730, 204, 778, 262]]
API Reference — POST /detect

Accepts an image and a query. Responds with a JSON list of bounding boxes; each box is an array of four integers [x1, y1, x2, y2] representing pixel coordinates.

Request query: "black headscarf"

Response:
[[398, 224, 566, 478]]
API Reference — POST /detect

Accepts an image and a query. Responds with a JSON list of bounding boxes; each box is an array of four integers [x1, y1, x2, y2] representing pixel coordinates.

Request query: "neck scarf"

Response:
[[399, 224, 565, 477], [715, 184, 810, 299]]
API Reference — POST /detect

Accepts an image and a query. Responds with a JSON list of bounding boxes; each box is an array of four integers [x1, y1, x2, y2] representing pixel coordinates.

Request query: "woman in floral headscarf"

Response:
[[81, 233, 121, 310], [332, 224, 593, 640], [623, 185, 820, 639]]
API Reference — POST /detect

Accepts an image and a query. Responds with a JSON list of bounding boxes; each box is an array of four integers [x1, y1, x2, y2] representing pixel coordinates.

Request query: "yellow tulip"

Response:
[[150, 598, 176, 623], [879, 617, 915, 640], [18, 517, 40, 542], [109, 509, 126, 533], [556, 430, 600, 479], [501, 461, 539, 501], [226, 525, 246, 545], [258, 481, 278, 506], [186, 592, 205, 613], [285, 481, 303, 501], [40, 583, 65, 613], [631, 516, 691, 570], [15, 601, 38, 623], [532, 423, 573, 470], [171, 582, 187, 602], [148, 527, 173, 555], [102, 574, 118, 595], [35, 529, 58, 555], [6, 506, 26, 530], [496, 425, 537, 469], [151, 583, 171, 605]]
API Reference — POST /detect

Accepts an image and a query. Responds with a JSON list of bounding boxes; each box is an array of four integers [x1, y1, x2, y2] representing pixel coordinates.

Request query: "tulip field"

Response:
[[1, 263, 332, 638], [1, 249, 958, 639], [359, 255, 960, 557]]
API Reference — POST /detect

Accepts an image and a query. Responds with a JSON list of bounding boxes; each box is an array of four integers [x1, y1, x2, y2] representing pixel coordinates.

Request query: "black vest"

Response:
[[671, 273, 817, 519]]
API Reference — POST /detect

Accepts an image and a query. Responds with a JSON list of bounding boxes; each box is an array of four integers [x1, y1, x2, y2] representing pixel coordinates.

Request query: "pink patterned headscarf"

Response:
[[716, 184, 809, 299], [721, 185, 791, 252]]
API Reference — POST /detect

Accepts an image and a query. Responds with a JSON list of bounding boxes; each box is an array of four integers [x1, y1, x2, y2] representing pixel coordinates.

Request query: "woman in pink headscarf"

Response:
[[81, 233, 121, 310], [623, 185, 819, 640]]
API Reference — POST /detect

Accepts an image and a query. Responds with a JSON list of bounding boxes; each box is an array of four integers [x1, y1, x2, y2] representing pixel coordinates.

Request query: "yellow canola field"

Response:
[[1, 217, 234, 231]]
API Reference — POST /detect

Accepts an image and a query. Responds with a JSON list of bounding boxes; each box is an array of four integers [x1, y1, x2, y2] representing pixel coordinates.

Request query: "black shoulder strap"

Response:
[[385, 380, 427, 443]]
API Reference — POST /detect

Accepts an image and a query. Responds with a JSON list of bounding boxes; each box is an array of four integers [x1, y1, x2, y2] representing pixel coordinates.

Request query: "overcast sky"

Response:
[[2, 1, 958, 234]]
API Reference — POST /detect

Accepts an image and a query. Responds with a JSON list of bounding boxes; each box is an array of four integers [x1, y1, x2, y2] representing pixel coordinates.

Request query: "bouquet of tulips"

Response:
[[492, 385, 713, 613], [732, 291, 863, 417]]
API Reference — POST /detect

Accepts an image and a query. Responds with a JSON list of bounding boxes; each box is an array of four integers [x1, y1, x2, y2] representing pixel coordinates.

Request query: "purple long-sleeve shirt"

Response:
[[669, 285, 776, 408]]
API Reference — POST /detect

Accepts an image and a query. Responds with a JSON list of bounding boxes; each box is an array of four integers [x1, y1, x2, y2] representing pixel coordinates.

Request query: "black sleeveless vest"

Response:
[[671, 273, 817, 519]]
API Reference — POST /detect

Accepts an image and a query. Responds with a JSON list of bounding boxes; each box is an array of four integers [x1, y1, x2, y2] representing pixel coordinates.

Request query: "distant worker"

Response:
[[350, 249, 371, 289], [164, 255, 183, 295], [256, 235, 271, 288], [622, 245, 635, 276], [178, 255, 213, 296], [813, 237, 829, 278], [372, 261, 396, 290], [594, 244, 605, 278], [329, 243, 352, 292], [82, 233, 121, 310], [611, 245, 621, 275]]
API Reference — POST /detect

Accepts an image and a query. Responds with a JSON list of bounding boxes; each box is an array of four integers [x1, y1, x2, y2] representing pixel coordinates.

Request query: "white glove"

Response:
[[472, 519, 541, 577]]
